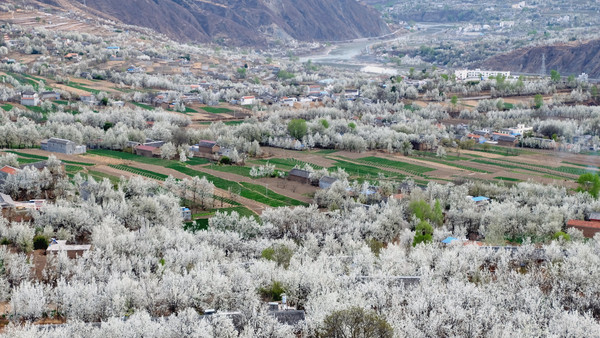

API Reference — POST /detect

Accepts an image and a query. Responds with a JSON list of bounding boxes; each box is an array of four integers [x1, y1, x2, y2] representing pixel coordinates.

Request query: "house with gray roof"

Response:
[[41, 138, 86, 155]]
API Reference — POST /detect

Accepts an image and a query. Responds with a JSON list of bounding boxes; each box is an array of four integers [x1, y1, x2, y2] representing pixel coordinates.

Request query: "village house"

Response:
[[319, 176, 338, 189], [19, 160, 65, 174], [567, 219, 600, 238], [20, 91, 39, 106], [492, 133, 518, 147], [134, 145, 161, 158], [41, 137, 86, 155], [306, 84, 322, 96], [501, 124, 533, 136], [288, 169, 311, 184], [39, 91, 60, 101], [455, 69, 510, 81], [240, 96, 256, 105], [192, 140, 220, 155], [80, 94, 97, 105], [46, 239, 91, 259]]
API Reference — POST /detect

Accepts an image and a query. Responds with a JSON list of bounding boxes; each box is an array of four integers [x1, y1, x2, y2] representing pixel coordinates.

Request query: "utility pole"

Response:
[[540, 53, 546, 76]]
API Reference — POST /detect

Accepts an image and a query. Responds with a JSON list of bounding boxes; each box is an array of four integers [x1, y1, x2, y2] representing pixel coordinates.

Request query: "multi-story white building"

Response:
[[455, 69, 511, 81], [20, 91, 39, 106]]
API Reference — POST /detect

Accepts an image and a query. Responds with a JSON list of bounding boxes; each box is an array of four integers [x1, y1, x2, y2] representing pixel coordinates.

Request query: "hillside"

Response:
[[38, 0, 389, 46], [481, 40, 600, 78]]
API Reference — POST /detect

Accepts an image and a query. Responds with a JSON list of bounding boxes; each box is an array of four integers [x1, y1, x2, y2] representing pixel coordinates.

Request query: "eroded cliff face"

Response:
[[40, 0, 389, 46], [482, 40, 600, 78]]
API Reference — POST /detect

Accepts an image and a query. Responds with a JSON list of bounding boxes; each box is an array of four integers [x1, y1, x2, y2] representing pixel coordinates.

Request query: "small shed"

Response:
[[0, 193, 15, 208], [319, 176, 337, 189], [135, 145, 160, 158], [471, 196, 490, 204], [288, 169, 311, 184], [181, 207, 192, 221], [442, 236, 459, 244], [196, 140, 220, 154]]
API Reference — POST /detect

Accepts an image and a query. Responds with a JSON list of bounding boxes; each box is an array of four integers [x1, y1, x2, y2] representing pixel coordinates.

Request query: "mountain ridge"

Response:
[[38, 0, 389, 46]]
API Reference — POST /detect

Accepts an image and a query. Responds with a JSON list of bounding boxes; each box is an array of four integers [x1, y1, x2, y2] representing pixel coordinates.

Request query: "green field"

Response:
[[7, 151, 95, 166], [494, 176, 521, 182], [414, 156, 492, 174], [66, 82, 101, 94], [358, 156, 436, 176], [208, 164, 253, 177], [201, 107, 233, 114], [331, 159, 405, 180], [561, 161, 599, 169], [169, 165, 307, 208], [131, 102, 155, 110], [1, 104, 13, 111], [108, 164, 169, 181]]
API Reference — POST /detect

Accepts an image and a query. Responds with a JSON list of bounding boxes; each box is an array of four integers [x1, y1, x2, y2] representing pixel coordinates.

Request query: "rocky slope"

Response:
[[39, 0, 389, 46], [481, 40, 600, 78]]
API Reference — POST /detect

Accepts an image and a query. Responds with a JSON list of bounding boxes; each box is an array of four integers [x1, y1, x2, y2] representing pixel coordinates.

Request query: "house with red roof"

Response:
[[567, 219, 600, 238], [134, 145, 161, 158]]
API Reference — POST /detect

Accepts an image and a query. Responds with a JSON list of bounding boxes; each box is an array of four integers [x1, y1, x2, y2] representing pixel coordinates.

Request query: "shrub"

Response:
[[219, 156, 231, 165], [258, 281, 285, 301], [318, 307, 393, 338], [33, 235, 48, 250], [552, 231, 571, 242], [261, 245, 294, 268]]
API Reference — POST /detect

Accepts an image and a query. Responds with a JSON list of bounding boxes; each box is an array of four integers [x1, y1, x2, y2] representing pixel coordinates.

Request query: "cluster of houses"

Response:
[[18, 90, 102, 107], [463, 124, 534, 147]]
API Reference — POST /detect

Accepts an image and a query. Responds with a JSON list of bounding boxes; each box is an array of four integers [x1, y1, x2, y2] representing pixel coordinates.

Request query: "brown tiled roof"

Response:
[[567, 220, 600, 229]]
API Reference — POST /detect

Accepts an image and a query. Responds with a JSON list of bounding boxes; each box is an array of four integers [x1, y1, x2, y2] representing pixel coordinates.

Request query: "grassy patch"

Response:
[[208, 164, 253, 177], [1, 104, 13, 111], [561, 161, 598, 169], [201, 107, 233, 114], [131, 102, 155, 110], [67, 82, 100, 94], [6, 151, 95, 166], [313, 149, 338, 155], [494, 176, 521, 182], [86, 170, 121, 185]]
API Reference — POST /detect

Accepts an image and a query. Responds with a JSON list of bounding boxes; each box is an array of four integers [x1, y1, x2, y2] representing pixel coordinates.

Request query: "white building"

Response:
[[240, 96, 256, 105], [20, 91, 39, 106], [455, 69, 510, 81], [501, 124, 533, 136]]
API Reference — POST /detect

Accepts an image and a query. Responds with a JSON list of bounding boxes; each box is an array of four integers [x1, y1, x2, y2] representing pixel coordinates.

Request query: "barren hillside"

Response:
[[38, 0, 389, 46], [482, 40, 600, 78]]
